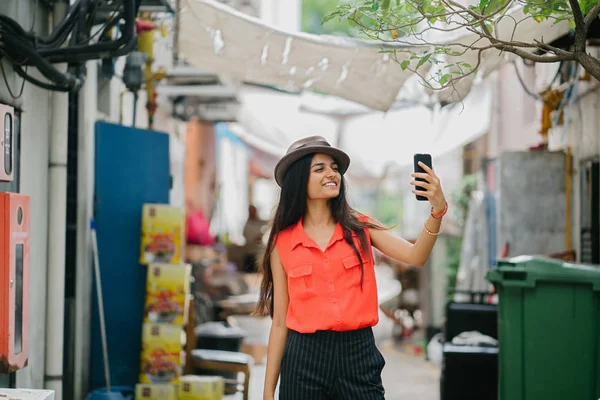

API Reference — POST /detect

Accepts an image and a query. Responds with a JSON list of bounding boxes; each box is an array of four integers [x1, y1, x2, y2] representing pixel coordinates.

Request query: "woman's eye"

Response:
[[315, 168, 323, 172]]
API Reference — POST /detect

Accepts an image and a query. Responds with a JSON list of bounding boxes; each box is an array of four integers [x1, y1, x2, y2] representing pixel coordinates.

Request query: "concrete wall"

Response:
[[486, 64, 540, 159], [496, 151, 567, 256], [486, 59, 600, 262], [0, 0, 52, 390]]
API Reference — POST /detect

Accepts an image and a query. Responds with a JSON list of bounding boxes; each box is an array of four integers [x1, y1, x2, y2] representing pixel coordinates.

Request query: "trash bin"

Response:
[[194, 322, 247, 393], [440, 290, 498, 400], [194, 322, 246, 352], [441, 343, 498, 400], [487, 255, 600, 400]]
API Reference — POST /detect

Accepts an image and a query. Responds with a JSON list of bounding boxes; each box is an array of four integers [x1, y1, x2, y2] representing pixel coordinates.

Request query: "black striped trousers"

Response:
[[279, 327, 386, 400]]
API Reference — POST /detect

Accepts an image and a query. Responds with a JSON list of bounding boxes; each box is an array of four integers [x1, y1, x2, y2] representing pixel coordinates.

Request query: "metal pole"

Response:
[[91, 221, 111, 392]]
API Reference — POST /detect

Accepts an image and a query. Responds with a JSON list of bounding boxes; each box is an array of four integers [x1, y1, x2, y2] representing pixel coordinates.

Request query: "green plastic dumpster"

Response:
[[486, 255, 600, 400]]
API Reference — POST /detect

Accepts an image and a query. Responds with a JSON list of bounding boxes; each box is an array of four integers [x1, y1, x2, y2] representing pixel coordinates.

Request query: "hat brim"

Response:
[[274, 146, 350, 187]]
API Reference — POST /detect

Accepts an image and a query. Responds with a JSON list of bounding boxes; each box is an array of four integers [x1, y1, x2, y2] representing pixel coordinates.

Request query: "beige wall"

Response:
[[185, 121, 217, 218]]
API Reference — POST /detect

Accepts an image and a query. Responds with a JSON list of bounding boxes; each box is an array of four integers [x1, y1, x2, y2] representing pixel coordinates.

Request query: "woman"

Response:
[[255, 136, 447, 400]]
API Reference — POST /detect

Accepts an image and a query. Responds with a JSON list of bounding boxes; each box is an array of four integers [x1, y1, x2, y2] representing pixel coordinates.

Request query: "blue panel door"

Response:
[[90, 122, 170, 390]]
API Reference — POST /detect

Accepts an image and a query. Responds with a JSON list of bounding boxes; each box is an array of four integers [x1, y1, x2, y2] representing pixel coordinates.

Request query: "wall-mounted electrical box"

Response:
[[0, 104, 14, 182], [0, 193, 29, 373]]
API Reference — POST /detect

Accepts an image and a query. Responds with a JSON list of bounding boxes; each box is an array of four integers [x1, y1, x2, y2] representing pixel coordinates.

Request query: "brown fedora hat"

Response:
[[274, 136, 350, 187]]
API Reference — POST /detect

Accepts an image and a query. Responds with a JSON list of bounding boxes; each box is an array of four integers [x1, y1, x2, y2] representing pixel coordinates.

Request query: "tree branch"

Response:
[[576, 51, 600, 81], [568, 0, 587, 52], [568, 0, 585, 27], [585, 3, 600, 29], [496, 44, 574, 62]]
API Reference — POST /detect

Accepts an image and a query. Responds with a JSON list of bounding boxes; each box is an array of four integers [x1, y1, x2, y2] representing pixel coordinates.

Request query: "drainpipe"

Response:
[[73, 58, 98, 400], [44, 2, 69, 398]]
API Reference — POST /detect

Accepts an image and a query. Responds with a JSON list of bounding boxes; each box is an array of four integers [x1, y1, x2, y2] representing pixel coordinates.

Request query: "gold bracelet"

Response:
[[424, 219, 443, 236]]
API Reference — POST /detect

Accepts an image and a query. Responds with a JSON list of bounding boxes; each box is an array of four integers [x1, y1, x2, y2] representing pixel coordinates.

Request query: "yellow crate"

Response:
[[178, 375, 225, 400], [139, 323, 182, 384], [145, 263, 191, 325], [140, 204, 185, 265], [135, 383, 177, 400]]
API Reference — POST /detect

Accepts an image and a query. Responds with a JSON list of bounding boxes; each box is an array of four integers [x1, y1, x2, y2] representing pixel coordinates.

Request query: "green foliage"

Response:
[[324, 0, 600, 88], [374, 190, 404, 228], [303, 0, 363, 36], [452, 173, 479, 223], [446, 235, 463, 289], [446, 173, 478, 288]]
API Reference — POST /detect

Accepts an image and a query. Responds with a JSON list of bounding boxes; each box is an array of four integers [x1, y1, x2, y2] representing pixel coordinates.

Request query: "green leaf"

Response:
[[580, 0, 592, 14], [372, 0, 380, 12], [482, 0, 502, 13], [322, 12, 338, 25], [439, 74, 451, 85], [401, 59, 410, 70], [568, 18, 576, 29], [483, 21, 494, 35], [382, 0, 391, 13], [416, 53, 432, 70], [462, 62, 472, 68]]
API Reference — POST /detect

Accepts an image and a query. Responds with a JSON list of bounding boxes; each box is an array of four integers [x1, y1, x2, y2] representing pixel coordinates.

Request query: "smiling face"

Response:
[[306, 153, 341, 201]]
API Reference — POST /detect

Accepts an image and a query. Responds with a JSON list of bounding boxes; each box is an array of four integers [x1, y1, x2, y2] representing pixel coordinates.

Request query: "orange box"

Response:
[[0, 193, 30, 373]]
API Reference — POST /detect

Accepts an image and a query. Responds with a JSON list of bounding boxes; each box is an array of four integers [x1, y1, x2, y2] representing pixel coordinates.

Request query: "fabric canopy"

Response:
[[179, 0, 568, 111], [230, 78, 492, 178]]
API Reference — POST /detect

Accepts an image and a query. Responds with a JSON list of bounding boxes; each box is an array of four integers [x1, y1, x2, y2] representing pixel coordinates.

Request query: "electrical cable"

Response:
[[83, 6, 122, 45], [513, 61, 540, 100], [0, 56, 27, 98], [0, 0, 138, 92], [2, 34, 81, 89], [38, 0, 136, 60], [513, 60, 565, 101], [12, 63, 73, 92], [0, 48, 72, 92]]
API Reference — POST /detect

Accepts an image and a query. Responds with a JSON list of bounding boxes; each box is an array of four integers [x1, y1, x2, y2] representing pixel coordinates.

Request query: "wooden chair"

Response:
[[184, 297, 253, 400]]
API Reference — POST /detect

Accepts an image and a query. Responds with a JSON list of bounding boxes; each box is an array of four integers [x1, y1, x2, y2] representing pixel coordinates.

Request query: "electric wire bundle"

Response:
[[0, 0, 137, 96]]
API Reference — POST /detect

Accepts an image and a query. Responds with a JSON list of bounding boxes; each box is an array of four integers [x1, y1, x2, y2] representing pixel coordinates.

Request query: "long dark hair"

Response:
[[254, 153, 386, 317]]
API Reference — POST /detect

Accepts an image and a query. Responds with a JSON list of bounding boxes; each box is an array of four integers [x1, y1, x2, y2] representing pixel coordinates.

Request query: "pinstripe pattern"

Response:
[[279, 328, 385, 400]]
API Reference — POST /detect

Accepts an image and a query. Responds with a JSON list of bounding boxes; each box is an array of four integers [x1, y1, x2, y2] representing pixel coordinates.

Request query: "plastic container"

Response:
[[441, 343, 498, 400], [487, 255, 600, 400], [194, 322, 246, 352]]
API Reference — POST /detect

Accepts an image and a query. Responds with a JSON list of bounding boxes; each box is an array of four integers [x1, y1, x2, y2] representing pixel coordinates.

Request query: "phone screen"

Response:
[[414, 154, 432, 201]]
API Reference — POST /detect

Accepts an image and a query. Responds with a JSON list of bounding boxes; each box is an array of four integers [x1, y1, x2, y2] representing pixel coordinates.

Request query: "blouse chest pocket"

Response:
[[287, 263, 316, 300], [342, 254, 367, 289]]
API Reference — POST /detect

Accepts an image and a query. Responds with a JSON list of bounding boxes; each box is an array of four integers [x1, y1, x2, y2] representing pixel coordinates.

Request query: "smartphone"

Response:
[[414, 153, 432, 201]]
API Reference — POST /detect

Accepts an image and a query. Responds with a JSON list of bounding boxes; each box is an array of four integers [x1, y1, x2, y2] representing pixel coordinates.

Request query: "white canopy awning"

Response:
[[179, 0, 568, 111], [230, 78, 492, 178]]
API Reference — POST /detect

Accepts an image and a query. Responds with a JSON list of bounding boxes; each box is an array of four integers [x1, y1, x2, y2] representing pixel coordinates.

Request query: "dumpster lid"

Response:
[[487, 256, 600, 290]]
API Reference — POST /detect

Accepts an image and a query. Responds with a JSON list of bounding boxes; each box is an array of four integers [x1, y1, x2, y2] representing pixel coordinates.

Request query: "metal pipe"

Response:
[[72, 58, 98, 400], [44, 3, 70, 399], [566, 146, 572, 250], [173, 0, 181, 63]]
